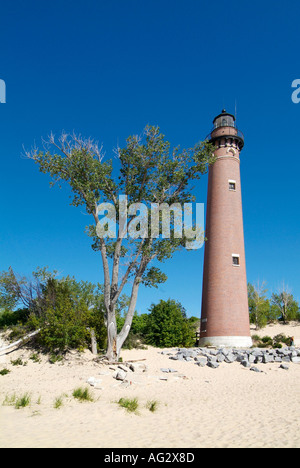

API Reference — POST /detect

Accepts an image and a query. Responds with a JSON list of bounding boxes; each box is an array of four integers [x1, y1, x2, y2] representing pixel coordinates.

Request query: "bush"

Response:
[[145, 299, 195, 348], [117, 312, 148, 350], [273, 334, 291, 346], [27, 278, 107, 353], [252, 334, 261, 342], [34, 304, 90, 352], [33, 305, 106, 353], [122, 332, 147, 350], [261, 336, 273, 343], [0, 308, 30, 329], [252, 333, 293, 348], [0, 269, 108, 353]]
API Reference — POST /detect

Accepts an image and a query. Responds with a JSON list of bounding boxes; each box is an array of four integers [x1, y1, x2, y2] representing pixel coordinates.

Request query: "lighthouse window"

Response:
[[229, 180, 236, 191], [232, 255, 240, 266]]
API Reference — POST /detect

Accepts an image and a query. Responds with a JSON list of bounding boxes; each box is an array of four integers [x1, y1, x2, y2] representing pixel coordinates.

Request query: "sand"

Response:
[[0, 322, 299, 448]]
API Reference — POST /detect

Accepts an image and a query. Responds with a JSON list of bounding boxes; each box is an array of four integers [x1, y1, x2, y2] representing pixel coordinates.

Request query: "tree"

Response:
[[26, 126, 214, 361], [271, 284, 299, 323], [248, 281, 273, 329], [145, 299, 195, 348], [0, 266, 51, 314], [0, 267, 20, 311]]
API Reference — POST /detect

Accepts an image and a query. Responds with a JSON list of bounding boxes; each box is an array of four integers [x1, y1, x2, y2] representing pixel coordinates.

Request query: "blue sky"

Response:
[[0, 0, 299, 316]]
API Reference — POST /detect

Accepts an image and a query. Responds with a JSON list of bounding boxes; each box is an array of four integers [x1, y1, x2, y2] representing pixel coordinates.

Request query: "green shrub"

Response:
[[273, 334, 291, 345], [10, 358, 26, 366], [0, 308, 30, 329], [257, 342, 268, 348], [252, 334, 261, 342], [122, 332, 147, 350], [253, 332, 294, 349], [0, 369, 10, 376], [145, 299, 195, 348], [30, 353, 41, 363], [261, 336, 273, 343], [49, 353, 63, 364], [28, 278, 107, 353], [117, 312, 148, 350]]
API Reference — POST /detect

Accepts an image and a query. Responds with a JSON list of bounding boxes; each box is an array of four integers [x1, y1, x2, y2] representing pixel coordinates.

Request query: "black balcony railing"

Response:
[[205, 127, 244, 143]]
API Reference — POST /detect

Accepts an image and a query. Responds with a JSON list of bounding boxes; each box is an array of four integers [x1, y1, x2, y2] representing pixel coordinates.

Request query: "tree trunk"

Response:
[[106, 320, 118, 362], [90, 329, 98, 355], [115, 279, 141, 360], [0, 329, 41, 354], [105, 279, 141, 362]]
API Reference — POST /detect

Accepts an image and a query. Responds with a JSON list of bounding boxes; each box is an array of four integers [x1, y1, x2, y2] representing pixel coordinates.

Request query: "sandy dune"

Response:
[[0, 322, 299, 448]]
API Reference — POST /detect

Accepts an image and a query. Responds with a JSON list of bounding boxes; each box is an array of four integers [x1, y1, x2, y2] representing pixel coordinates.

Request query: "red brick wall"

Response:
[[200, 133, 250, 339]]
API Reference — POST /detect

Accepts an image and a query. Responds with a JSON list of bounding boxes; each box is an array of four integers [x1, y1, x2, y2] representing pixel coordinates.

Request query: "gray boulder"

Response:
[[169, 355, 179, 361], [241, 360, 251, 368], [217, 353, 226, 363], [250, 366, 263, 373], [195, 357, 208, 367], [224, 354, 236, 363], [263, 354, 274, 364], [291, 356, 300, 364], [248, 354, 256, 364], [236, 354, 247, 363], [207, 361, 219, 369], [115, 369, 127, 381], [280, 364, 289, 370]]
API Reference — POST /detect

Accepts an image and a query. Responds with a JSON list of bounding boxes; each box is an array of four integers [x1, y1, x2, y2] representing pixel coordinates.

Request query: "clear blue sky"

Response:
[[0, 0, 299, 317]]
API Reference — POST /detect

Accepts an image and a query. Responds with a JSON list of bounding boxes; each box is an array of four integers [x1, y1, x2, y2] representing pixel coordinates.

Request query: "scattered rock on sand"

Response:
[[250, 367, 263, 373], [115, 369, 127, 381], [280, 364, 289, 370], [129, 362, 148, 373]]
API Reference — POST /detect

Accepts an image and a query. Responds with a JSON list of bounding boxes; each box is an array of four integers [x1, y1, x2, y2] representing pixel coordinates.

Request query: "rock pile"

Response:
[[85, 346, 300, 389], [166, 346, 300, 370]]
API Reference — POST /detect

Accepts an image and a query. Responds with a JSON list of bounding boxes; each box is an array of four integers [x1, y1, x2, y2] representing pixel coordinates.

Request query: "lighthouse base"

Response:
[[199, 335, 253, 348]]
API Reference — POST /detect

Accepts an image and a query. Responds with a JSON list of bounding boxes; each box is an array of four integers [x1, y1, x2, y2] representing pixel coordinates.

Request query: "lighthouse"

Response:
[[200, 110, 252, 347]]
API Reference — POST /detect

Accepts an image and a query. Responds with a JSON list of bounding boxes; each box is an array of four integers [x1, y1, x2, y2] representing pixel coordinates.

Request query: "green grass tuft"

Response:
[[72, 387, 94, 402], [117, 397, 139, 414], [146, 400, 159, 412], [15, 393, 31, 409]]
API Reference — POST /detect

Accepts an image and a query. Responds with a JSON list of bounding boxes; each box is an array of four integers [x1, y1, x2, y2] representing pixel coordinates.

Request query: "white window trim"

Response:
[[232, 253, 240, 266], [228, 179, 236, 191]]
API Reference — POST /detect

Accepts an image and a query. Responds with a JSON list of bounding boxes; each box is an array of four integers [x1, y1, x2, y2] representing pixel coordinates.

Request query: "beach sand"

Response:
[[0, 322, 299, 448]]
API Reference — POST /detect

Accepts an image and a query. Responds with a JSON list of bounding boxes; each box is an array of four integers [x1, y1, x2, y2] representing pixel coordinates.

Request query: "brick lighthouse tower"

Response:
[[200, 110, 252, 347]]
